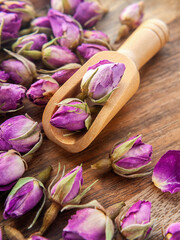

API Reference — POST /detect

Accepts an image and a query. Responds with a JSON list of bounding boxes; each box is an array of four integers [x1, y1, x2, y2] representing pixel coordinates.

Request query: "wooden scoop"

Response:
[[42, 18, 169, 153]]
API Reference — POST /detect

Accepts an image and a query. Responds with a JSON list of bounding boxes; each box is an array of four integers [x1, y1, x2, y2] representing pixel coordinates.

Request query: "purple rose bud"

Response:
[[0, 115, 42, 155], [0, 70, 9, 82], [12, 33, 48, 60], [0, 12, 21, 41], [50, 98, 91, 131], [119, 1, 144, 29], [0, 83, 26, 113], [48, 9, 81, 49], [42, 45, 79, 69], [83, 29, 110, 43], [31, 16, 51, 29], [152, 150, 180, 194], [3, 177, 44, 219], [51, 0, 84, 15], [77, 43, 109, 62], [120, 200, 153, 240], [26, 77, 59, 106], [0, 150, 26, 191], [73, 1, 108, 28], [81, 60, 125, 104], [165, 222, 180, 240], [28, 236, 49, 240]]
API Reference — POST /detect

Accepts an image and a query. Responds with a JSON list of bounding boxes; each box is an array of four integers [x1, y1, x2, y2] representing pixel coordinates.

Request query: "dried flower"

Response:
[[0, 82, 26, 113], [48, 9, 81, 49], [117, 200, 153, 240], [26, 76, 59, 106], [51, 0, 84, 15], [1, 50, 37, 87], [165, 222, 180, 240], [152, 150, 180, 194], [12, 33, 48, 60], [0, 70, 9, 82], [81, 60, 125, 104], [0, 12, 21, 42], [0, 150, 26, 191], [0, 114, 42, 156], [119, 1, 144, 29], [73, 1, 108, 28], [50, 98, 91, 131], [77, 43, 109, 63], [83, 29, 110, 43], [31, 16, 51, 35]]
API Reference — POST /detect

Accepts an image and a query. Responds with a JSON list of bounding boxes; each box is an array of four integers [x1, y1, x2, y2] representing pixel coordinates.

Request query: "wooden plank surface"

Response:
[[0, 0, 180, 239]]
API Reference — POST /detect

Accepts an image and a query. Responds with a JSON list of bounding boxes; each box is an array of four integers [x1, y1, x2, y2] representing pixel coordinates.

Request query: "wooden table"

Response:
[[0, 0, 180, 239]]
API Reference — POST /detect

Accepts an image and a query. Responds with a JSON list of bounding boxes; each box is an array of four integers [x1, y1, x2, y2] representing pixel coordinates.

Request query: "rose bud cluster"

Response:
[[165, 222, 180, 240]]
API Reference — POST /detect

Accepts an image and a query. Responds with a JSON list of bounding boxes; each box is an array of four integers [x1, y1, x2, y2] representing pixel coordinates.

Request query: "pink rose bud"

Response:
[[119, 200, 153, 240], [0, 83, 26, 113], [48, 9, 81, 49], [73, 1, 108, 28], [42, 45, 79, 69], [165, 222, 180, 240], [83, 29, 110, 43], [51, 0, 84, 15], [12, 33, 48, 61], [119, 1, 144, 29], [26, 76, 59, 106], [0, 70, 10, 82], [0, 115, 42, 155], [0, 150, 26, 191], [50, 98, 91, 131], [31, 16, 51, 29], [0, 12, 21, 41], [81, 60, 125, 104], [152, 150, 180, 194], [77, 43, 109, 62]]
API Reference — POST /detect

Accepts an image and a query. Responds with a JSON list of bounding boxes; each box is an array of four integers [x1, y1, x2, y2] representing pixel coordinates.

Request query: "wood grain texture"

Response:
[[0, 0, 180, 239]]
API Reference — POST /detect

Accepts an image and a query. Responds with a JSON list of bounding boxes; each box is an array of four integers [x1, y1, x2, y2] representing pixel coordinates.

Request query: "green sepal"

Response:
[[6, 5, 36, 19], [0, 17, 4, 48], [22, 133, 43, 157], [38, 63, 81, 74], [113, 170, 152, 178], [0, 105, 24, 114], [42, 36, 65, 50], [8, 177, 34, 197], [90, 87, 119, 105], [105, 216, 115, 240], [85, 115, 92, 130], [19, 49, 42, 60], [80, 68, 98, 97]]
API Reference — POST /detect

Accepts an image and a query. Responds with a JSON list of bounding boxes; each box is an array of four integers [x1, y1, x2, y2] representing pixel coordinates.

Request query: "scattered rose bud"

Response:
[[39, 63, 81, 85], [165, 222, 180, 240], [31, 16, 52, 35], [12, 33, 48, 60], [0, 82, 26, 113], [0, 12, 21, 42], [0, 114, 43, 156], [117, 200, 153, 240], [48, 9, 81, 49], [0, 150, 26, 191], [50, 98, 92, 131], [1, 50, 37, 87], [77, 43, 109, 63], [83, 29, 110, 43], [119, 1, 144, 29], [73, 1, 108, 28], [42, 45, 79, 69], [0, 70, 9, 82], [152, 150, 180, 194], [51, 0, 84, 15], [81, 60, 125, 104], [26, 76, 59, 106]]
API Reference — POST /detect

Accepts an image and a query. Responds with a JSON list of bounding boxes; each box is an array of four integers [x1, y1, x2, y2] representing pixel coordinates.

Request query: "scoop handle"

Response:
[[118, 18, 169, 70]]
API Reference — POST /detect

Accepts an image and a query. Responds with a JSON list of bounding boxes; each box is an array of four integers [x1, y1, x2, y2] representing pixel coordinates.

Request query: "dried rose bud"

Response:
[[73, 1, 108, 28], [81, 60, 125, 104], [118, 200, 153, 240], [0, 70, 9, 82], [0, 150, 26, 191], [12, 33, 48, 60], [51, 0, 84, 15], [42, 45, 79, 69], [83, 29, 110, 43], [165, 222, 180, 240], [152, 150, 180, 194], [26, 76, 59, 106], [0, 115, 42, 156], [39, 63, 81, 85], [0, 83, 26, 113], [1, 50, 37, 87], [0, 12, 21, 42], [50, 98, 91, 131], [31, 16, 51, 35], [119, 1, 144, 29], [48, 9, 81, 49], [77, 43, 109, 63]]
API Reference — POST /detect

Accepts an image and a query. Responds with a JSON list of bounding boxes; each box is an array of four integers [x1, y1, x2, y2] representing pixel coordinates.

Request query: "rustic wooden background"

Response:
[[0, 0, 180, 239]]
